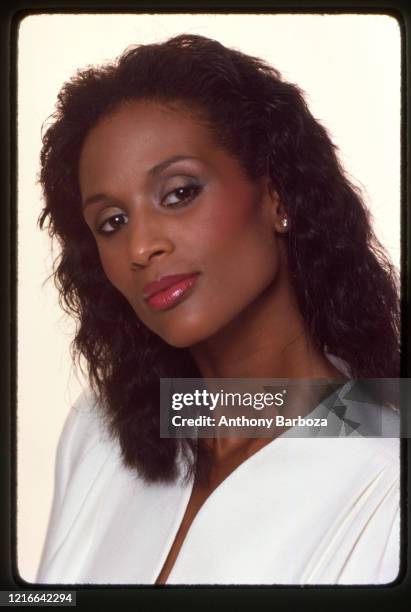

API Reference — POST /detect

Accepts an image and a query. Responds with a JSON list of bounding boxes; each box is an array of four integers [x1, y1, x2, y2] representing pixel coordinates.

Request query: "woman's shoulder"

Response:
[[58, 387, 119, 483], [36, 390, 121, 582], [52, 388, 123, 498], [58, 389, 110, 460]]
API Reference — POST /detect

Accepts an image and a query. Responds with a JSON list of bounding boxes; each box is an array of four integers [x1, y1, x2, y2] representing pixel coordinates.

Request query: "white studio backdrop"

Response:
[[17, 13, 401, 582]]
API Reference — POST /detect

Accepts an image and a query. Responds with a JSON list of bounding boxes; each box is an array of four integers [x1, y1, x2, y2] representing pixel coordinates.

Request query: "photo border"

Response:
[[3, 0, 410, 606]]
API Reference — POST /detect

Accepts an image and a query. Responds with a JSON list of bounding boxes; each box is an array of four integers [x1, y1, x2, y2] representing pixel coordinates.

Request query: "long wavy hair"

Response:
[[39, 34, 400, 484]]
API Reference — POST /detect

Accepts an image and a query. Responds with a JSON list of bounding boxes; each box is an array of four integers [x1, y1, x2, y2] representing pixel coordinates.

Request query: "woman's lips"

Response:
[[143, 273, 200, 311]]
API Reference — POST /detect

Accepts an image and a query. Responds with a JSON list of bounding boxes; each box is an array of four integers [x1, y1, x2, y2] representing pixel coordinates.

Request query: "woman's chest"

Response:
[[41, 438, 399, 585]]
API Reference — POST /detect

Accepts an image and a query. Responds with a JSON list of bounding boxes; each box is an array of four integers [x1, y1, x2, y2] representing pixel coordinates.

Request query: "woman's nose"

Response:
[[127, 218, 174, 269]]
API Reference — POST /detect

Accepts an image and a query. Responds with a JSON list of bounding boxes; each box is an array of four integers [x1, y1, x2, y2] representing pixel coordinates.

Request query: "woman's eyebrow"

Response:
[[82, 156, 201, 209], [147, 155, 200, 177], [82, 194, 120, 210]]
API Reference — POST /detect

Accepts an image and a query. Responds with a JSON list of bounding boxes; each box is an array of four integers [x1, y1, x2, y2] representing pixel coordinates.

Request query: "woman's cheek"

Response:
[[99, 248, 130, 295], [195, 189, 259, 247]]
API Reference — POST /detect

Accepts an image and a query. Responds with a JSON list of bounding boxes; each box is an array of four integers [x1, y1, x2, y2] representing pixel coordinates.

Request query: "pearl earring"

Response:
[[281, 217, 289, 230]]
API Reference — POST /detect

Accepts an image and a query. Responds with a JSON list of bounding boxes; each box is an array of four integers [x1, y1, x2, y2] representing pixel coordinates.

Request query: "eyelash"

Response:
[[96, 183, 203, 235], [161, 183, 202, 208], [97, 213, 129, 235]]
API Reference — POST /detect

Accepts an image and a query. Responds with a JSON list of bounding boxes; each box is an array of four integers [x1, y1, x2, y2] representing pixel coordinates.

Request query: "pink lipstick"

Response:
[[143, 273, 200, 311]]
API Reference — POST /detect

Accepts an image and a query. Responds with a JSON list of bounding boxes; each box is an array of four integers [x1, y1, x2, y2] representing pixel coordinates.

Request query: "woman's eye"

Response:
[[162, 184, 202, 208], [97, 213, 129, 235]]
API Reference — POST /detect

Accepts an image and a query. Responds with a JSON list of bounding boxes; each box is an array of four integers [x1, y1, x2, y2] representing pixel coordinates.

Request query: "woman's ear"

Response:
[[266, 180, 289, 234]]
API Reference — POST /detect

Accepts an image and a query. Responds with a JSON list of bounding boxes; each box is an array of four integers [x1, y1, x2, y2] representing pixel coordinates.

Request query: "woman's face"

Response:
[[79, 100, 286, 348]]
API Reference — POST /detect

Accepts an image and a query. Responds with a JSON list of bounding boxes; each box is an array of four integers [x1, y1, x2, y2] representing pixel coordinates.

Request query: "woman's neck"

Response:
[[190, 272, 340, 380], [189, 264, 344, 463]]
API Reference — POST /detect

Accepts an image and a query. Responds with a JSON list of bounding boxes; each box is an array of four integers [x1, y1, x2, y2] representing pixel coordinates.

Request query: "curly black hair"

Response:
[[39, 34, 400, 484]]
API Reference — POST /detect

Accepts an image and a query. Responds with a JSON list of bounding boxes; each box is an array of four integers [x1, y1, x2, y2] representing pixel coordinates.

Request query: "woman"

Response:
[[36, 34, 400, 585]]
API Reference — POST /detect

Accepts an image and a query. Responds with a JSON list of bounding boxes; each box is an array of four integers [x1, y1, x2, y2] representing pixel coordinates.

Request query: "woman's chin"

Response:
[[157, 328, 209, 349], [150, 316, 217, 349]]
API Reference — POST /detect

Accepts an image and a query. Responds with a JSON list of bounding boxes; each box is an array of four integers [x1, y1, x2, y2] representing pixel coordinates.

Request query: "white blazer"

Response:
[[36, 389, 400, 585]]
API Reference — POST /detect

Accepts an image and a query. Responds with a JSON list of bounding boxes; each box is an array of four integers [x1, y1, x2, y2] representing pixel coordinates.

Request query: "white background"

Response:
[[17, 13, 401, 582]]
